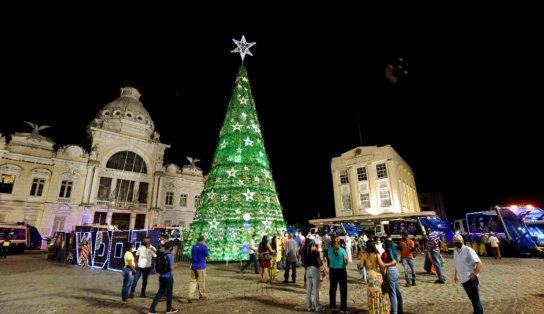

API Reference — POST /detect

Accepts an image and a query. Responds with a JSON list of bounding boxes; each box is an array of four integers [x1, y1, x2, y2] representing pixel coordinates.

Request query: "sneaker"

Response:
[[128, 293, 134, 299], [405, 283, 410, 287], [139, 293, 147, 298], [199, 295, 208, 301], [434, 280, 445, 284], [166, 308, 178, 314], [412, 282, 416, 286]]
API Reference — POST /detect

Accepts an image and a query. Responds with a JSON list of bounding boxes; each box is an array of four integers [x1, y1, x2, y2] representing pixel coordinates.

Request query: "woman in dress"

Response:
[[257, 236, 274, 283], [79, 239, 90, 269], [360, 239, 395, 314], [269, 235, 278, 283]]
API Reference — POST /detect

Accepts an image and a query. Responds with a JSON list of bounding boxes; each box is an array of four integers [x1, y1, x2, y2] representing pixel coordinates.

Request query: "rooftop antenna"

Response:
[[357, 114, 363, 146]]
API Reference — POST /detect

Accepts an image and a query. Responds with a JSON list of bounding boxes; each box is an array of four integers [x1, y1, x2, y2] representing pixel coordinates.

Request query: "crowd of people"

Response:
[[116, 233, 209, 314], [84, 228, 487, 314], [236, 229, 485, 314]]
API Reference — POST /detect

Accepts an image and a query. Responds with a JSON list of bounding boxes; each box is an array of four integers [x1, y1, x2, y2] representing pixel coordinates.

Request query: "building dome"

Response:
[[102, 87, 153, 127], [90, 87, 158, 140]]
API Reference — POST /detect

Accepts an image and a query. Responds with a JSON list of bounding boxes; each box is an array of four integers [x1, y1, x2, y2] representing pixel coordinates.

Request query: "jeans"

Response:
[[402, 258, 416, 285], [130, 267, 150, 295], [150, 276, 174, 312], [387, 266, 404, 314], [241, 253, 259, 273], [121, 267, 133, 301], [430, 251, 445, 282], [305, 266, 321, 311], [462, 277, 483, 314], [329, 268, 347, 312]]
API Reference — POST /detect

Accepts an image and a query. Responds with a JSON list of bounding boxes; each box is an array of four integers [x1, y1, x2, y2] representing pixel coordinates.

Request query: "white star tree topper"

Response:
[[231, 35, 256, 62]]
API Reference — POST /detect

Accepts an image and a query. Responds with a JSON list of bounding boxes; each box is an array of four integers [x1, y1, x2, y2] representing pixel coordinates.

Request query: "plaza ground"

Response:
[[0, 252, 543, 313]]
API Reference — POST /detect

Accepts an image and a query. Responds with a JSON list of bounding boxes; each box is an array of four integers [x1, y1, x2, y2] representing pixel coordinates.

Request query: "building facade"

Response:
[[0, 87, 204, 241], [331, 145, 421, 218]]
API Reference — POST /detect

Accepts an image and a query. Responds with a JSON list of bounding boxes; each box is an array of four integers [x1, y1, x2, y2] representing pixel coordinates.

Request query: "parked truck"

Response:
[[458, 205, 544, 256]]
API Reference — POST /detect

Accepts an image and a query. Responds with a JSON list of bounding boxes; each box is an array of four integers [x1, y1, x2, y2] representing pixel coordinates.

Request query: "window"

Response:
[[165, 192, 174, 206], [376, 163, 388, 179], [194, 195, 201, 208], [59, 181, 73, 198], [340, 170, 349, 184], [116, 179, 135, 202], [29, 178, 46, 196], [342, 195, 352, 211], [97, 177, 112, 200], [357, 167, 367, 181], [180, 194, 188, 207], [137, 182, 149, 203], [360, 193, 370, 209], [106, 151, 147, 174], [0, 174, 16, 194], [380, 190, 392, 207]]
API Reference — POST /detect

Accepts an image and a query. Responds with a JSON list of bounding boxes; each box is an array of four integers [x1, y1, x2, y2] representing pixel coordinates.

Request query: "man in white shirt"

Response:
[[241, 234, 259, 274], [488, 233, 501, 260], [130, 237, 157, 298], [453, 234, 483, 314]]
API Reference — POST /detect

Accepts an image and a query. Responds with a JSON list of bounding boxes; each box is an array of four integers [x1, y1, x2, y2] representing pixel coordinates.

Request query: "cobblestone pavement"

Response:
[[0, 253, 543, 313]]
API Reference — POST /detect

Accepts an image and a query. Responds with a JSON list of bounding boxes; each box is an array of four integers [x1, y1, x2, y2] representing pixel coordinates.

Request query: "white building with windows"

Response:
[[330, 145, 420, 218], [0, 86, 204, 241]]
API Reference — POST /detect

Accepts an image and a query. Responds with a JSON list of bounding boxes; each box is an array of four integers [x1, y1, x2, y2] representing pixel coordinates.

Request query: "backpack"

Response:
[[154, 251, 171, 274]]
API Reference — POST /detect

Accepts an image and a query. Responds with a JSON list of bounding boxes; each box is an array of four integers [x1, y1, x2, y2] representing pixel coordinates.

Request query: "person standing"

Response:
[[488, 233, 501, 260], [382, 239, 403, 314], [328, 236, 349, 314], [321, 232, 331, 266], [1, 237, 11, 259], [121, 242, 137, 305], [453, 234, 484, 314], [130, 237, 157, 298], [241, 234, 259, 274], [284, 233, 298, 283], [188, 235, 209, 303], [79, 240, 90, 269], [257, 235, 274, 283], [427, 231, 446, 283], [399, 232, 416, 287], [305, 238, 322, 312], [149, 242, 177, 314]]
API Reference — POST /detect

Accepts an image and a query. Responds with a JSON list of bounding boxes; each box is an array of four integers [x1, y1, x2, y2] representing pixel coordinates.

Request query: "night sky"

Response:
[[2, 9, 543, 225]]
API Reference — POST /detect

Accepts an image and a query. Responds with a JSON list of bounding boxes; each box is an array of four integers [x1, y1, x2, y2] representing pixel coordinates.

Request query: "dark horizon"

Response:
[[2, 9, 543, 225]]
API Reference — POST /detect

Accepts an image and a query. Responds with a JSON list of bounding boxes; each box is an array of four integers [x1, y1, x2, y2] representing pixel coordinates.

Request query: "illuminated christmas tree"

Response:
[[186, 36, 286, 261]]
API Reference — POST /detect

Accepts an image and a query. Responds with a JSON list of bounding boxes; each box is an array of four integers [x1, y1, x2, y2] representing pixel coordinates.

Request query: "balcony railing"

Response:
[[95, 199, 148, 210]]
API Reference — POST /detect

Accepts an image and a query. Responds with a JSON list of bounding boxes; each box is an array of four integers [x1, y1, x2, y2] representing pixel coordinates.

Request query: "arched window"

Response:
[[106, 151, 147, 174]]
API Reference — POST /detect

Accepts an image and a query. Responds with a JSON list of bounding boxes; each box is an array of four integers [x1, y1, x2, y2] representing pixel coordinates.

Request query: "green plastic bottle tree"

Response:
[[187, 36, 286, 261]]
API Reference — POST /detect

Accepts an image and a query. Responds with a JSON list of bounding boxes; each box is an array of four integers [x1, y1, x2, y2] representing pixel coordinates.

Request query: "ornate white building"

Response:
[[0, 87, 204, 240], [330, 145, 421, 217]]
